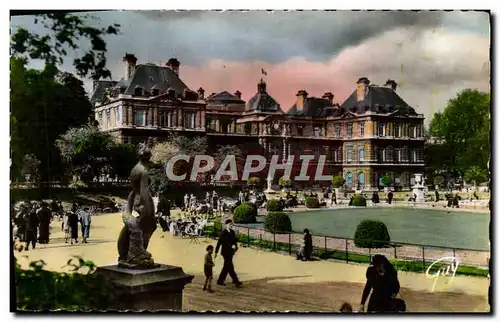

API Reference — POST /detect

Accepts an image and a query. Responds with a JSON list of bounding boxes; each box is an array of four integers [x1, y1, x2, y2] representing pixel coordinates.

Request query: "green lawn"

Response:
[[288, 208, 489, 250]]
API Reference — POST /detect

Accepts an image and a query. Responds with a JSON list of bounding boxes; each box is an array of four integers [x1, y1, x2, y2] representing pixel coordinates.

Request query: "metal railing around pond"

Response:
[[207, 222, 489, 270]]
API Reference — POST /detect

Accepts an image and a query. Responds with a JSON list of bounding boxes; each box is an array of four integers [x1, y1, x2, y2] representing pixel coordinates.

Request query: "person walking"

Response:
[[331, 190, 337, 206], [203, 245, 215, 293], [79, 206, 92, 243], [37, 202, 51, 244], [215, 219, 242, 288], [67, 209, 79, 244], [24, 205, 39, 251], [359, 254, 401, 313]]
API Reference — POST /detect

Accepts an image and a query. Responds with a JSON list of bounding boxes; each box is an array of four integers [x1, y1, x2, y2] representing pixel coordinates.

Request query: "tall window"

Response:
[[297, 126, 304, 136], [358, 172, 365, 186], [395, 148, 401, 162], [402, 146, 409, 162], [313, 126, 321, 137], [358, 145, 365, 161], [98, 112, 103, 128], [409, 125, 415, 138], [359, 122, 365, 137], [115, 107, 121, 123], [184, 113, 195, 128], [134, 110, 145, 126], [347, 123, 353, 138], [106, 109, 111, 128], [312, 147, 320, 158], [335, 124, 341, 137], [159, 111, 167, 127], [409, 149, 416, 162], [378, 123, 385, 136], [393, 124, 400, 138], [386, 146, 394, 162], [347, 145, 353, 162], [346, 172, 353, 186]]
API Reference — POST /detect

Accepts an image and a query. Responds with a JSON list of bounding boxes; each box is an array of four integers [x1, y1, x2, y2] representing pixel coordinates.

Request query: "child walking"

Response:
[[203, 245, 215, 293]]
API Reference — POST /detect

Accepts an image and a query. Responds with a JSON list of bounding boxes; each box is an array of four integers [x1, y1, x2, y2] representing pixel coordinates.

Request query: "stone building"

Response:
[[91, 54, 425, 190]]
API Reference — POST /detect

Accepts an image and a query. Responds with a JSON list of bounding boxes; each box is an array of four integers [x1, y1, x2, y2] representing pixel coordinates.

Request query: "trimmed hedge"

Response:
[[305, 197, 320, 208], [350, 194, 367, 207], [354, 220, 391, 248], [331, 176, 345, 188], [233, 202, 257, 223], [266, 199, 284, 212], [264, 211, 292, 233]]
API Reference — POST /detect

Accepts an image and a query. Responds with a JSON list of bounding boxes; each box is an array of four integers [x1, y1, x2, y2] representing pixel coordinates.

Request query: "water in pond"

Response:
[[287, 208, 489, 250]]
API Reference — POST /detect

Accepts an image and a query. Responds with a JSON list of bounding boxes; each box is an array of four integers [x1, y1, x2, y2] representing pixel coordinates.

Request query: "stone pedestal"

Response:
[[96, 264, 194, 311]]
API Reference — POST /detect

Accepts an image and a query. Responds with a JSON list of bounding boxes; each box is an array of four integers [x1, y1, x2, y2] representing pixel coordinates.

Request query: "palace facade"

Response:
[[91, 54, 425, 190]]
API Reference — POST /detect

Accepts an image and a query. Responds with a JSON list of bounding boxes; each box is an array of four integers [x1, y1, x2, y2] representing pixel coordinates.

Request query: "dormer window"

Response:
[[134, 86, 143, 96], [151, 87, 160, 96]]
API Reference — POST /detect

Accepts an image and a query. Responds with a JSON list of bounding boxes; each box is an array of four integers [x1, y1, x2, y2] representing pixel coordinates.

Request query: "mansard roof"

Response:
[[340, 85, 418, 115], [206, 91, 245, 104]]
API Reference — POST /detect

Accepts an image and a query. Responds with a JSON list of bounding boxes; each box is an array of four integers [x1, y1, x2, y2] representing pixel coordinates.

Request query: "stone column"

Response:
[[154, 107, 158, 127], [128, 106, 133, 125], [192, 113, 195, 129], [122, 105, 128, 126], [147, 107, 153, 126], [201, 111, 206, 129], [178, 110, 183, 128]]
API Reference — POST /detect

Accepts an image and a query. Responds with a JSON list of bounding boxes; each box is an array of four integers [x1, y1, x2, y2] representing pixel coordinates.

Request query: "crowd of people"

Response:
[[12, 200, 94, 249]]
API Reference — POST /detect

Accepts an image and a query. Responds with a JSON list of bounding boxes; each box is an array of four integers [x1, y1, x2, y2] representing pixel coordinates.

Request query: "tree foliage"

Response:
[[464, 166, 488, 187], [11, 13, 120, 81], [429, 89, 490, 177], [10, 58, 94, 181], [278, 176, 291, 188], [331, 176, 345, 188], [55, 124, 136, 183], [380, 174, 391, 187]]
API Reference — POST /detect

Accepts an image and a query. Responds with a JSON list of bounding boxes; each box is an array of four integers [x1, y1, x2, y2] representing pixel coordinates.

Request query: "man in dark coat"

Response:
[[25, 205, 39, 250], [303, 229, 313, 261], [215, 219, 242, 288], [37, 202, 51, 244], [68, 210, 79, 244]]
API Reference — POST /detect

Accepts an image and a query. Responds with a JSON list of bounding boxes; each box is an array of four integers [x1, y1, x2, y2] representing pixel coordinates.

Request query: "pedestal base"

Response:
[[96, 264, 194, 311]]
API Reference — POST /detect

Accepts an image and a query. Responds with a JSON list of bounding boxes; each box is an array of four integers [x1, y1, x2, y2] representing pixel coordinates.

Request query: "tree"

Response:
[[11, 13, 120, 81], [108, 143, 137, 180], [55, 125, 115, 183], [464, 166, 488, 189], [429, 89, 490, 177], [215, 144, 245, 176], [10, 58, 95, 181], [278, 176, 291, 188], [380, 174, 391, 187], [331, 176, 345, 188], [20, 154, 41, 183]]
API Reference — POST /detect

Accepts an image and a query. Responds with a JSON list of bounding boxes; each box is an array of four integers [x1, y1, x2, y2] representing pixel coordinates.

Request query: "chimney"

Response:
[[166, 58, 180, 75], [356, 77, 370, 102], [295, 90, 308, 112], [322, 92, 334, 105], [384, 79, 398, 91], [122, 53, 138, 81], [197, 87, 205, 100], [234, 90, 242, 100], [257, 78, 267, 93]]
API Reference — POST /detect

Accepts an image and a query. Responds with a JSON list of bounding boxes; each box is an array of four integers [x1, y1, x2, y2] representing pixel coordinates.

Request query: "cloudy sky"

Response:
[[11, 10, 490, 122]]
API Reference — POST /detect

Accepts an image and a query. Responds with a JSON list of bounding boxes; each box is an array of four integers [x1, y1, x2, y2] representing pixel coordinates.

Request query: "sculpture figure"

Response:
[[117, 142, 159, 269]]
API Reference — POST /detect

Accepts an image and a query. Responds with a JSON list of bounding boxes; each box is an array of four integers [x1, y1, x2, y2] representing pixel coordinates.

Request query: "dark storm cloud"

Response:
[[128, 10, 447, 63]]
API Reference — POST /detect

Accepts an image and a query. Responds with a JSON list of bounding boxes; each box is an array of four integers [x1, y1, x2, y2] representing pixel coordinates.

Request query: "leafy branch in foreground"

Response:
[[11, 12, 120, 80]]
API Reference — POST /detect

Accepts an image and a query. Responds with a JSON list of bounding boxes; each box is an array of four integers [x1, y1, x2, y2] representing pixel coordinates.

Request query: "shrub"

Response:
[[278, 176, 291, 188], [350, 194, 367, 207], [332, 176, 345, 188], [266, 199, 284, 212], [233, 202, 257, 223], [380, 174, 391, 187], [354, 220, 391, 248], [264, 211, 292, 233], [15, 256, 115, 310], [247, 177, 260, 186], [305, 196, 320, 208]]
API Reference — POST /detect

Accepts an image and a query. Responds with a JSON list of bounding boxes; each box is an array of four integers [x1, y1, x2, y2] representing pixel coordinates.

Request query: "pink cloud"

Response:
[[179, 28, 489, 120]]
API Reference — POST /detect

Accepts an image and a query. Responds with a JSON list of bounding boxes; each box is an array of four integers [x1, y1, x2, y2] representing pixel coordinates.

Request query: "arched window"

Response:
[[358, 172, 365, 186], [346, 172, 353, 186]]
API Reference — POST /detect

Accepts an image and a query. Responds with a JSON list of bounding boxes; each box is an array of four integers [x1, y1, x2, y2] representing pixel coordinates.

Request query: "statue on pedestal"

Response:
[[117, 142, 159, 269]]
